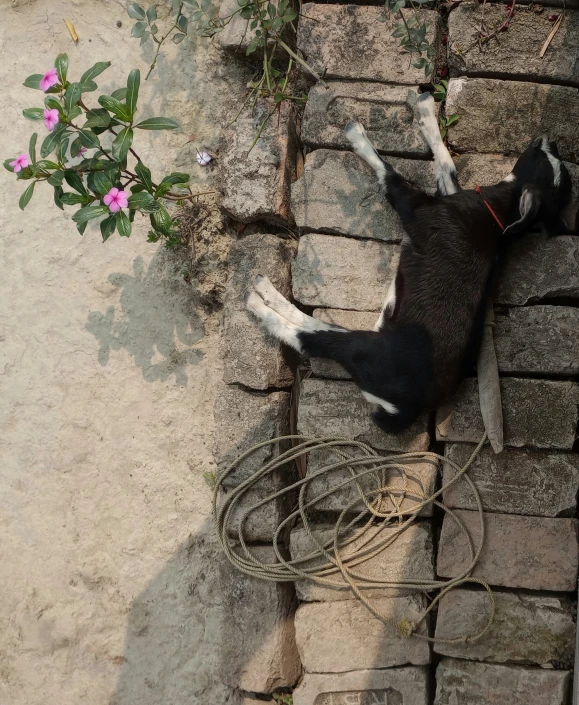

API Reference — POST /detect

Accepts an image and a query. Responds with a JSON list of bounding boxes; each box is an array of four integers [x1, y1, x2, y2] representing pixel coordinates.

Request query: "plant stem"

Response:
[[145, 3, 184, 80], [277, 38, 325, 84]]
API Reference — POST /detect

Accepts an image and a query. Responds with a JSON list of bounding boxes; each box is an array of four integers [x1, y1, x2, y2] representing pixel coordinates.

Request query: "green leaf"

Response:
[[127, 3, 146, 19], [80, 61, 111, 84], [128, 191, 158, 212], [100, 214, 117, 242], [23, 108, 44, 121], [274, 91, 283, 104], [173, 32, 186, 43], [53, 185, 64, 210], [391, 0, 406, 9], [135, 160, 153, 192], [150, 23, 159, 34], [89, 171, 114, 195], [29, 133, 38, 164], [412, 58, 427, 69], [151, 206, 174, 235], [84, 108, 111, 129], [80, 80, 98, 93], [282, 9, 297, 21], [201, 0, 211, 10], [98, 95, 131, 122], [55, 54, 68, 85], [59, 191, 87, 206], [64, 169, 88, 194], [76, 220, 88, 235], [126, 69, 140, 117], [111, 87, 128, 101], [154, 172, 189, 197], [15, 166, 34, 180], [131, 21, 148, 37], [40, 123, 67, 158], [4, 158, 15, 173], [140, 31, 151, 45], [111, 127, 133, 161], [19, 182, 35, 210], [35, 159, 60, 171], [392, 25, 407, 38], [147, 4, 158, 22], [23, 74, 44, 90], [44, 97, 63, 112], [65, 83, 82, 114], [116, 210, 132, 237], [47, 170, 64, 187], [78, 130, 101, 150], [177, 13, 188, 32], [72, 205, 109, 223], [57, 137, 70, 163], [446, 113, 460, 127], [134, 117, 179, 130]]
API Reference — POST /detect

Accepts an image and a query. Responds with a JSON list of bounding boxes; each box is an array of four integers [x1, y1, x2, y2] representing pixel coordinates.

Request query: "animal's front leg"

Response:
[[245, 290, 305, 353]]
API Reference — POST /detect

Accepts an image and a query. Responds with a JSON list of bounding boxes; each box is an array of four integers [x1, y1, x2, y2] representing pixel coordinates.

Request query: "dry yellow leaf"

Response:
[[64, 19, 78, 42]]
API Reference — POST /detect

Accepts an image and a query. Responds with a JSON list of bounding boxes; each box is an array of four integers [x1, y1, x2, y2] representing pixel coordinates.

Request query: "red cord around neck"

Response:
[[475, 184, 505, 231]]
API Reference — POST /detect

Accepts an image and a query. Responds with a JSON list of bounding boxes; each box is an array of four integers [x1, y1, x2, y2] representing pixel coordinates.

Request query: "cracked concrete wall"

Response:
[[0, 1, 246, 703]]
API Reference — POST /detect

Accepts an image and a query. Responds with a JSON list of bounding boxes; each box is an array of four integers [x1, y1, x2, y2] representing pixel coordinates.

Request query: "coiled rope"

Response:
[[213, 432, 494, 644]]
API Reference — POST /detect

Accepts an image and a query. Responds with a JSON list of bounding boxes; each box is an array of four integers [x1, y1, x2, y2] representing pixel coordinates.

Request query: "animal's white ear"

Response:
[[503, 186, 541, 236]]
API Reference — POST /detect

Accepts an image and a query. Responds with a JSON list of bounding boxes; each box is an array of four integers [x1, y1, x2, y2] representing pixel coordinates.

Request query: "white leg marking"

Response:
[[245, 291, 304, 353], [362, 390, 399, 415], [374, 277, 397, 331], [415, 93, 458, 196], [503, 173, 516, 183], [540, 136, 562, 187], [252, 274, 345, 333], [344, 121, 387, 187]]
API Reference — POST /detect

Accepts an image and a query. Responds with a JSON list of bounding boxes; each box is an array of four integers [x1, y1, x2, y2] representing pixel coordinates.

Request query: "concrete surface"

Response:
[[0, 1, 248, 704]]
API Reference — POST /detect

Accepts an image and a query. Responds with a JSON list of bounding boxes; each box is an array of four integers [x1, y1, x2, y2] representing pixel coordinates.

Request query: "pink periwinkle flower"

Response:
[[9, 153, 31, 173], [40, 68, 59, 92], [43, 108, 60, 132], [103, 187, 129, 213], [78, 147, 88, 157]]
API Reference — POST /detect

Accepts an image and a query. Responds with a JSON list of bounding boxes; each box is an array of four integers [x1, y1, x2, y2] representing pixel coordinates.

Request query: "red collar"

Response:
[[475, 184, 505, 231]]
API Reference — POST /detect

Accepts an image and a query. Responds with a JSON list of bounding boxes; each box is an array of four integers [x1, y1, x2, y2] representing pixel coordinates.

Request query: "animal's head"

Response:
[[504, 136, 572, 236]]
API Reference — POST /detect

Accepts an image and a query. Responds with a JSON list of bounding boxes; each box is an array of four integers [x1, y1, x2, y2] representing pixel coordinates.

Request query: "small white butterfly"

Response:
[[196, 150, 212, 166]]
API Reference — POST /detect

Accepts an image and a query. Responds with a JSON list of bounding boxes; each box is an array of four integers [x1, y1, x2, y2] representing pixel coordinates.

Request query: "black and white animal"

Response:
[[245, 92, 572, 434]]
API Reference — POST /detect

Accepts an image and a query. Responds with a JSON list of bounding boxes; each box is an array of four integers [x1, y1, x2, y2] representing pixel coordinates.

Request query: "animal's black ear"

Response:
[[503, 185, 541, 236]]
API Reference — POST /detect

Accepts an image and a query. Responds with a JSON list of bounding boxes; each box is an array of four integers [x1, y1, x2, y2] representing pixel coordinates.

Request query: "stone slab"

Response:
[[299, 378, 430, 452], [495, 305, 579, 376], [294, 596, 431, 672], [434, 589, 575, 668], [213, 385, 292, 489], [223, 484, 294, 543], [434, 659, 570, 705], [437, 510, 579, 591], [293, 668, 429, 705], [311, 309, 377, 379], [443, 444, 579, 517], [221, 233, 295, 389], [436, 377, 579, 450], [292, 233, 399, 311], [305, 447, 438, 517], [448, 5, 579, 86], [297, 4, 439, 84], [221, 100, 299, 225], [301, 82, 434, 156], [289, 522, 435, 601], [219, 546, 301, 691], [291, 149, 436, 242], [446, 78, 579, 163], [496, 235, 579, 306]]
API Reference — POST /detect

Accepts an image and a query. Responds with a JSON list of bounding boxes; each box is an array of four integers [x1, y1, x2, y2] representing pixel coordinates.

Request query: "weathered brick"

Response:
[[455, 155, 579, 229], [446, 78, 579, 163], [302, 82, 434, 156], [293, 668, 429, 705], [448, 5, 579, 86], [437, 510, 579, 591], [289, 523, 434, 601], [434, 589, 575, 668], [495, 306, 579, 376], [291, 149, 435, 242], [311, 309, 376, 379], [298, 4, 439, 84], [219, 547, 301, 691], [496, 235, 579, 306], [299, 378, 430, 452], [213, 385, 291, 489], [221, 100, 299, 225], [305, 447, 438, 517], [294, 597, 430, 672], [217, 0, 291, 57], [221, 233, 295, 389], [292, 233, 398, 311], [434, 659, 570, 705], [436, 377, 579, 450], [223, 485, 292, 543], [443, 444, 579, 517]]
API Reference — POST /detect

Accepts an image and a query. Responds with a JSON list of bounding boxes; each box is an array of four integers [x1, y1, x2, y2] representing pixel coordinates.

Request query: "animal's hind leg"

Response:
[[414, 92, 459, 196]]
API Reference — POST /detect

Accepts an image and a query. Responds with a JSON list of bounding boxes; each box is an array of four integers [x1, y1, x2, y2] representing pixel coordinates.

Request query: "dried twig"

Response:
[[540, 13, 563, 57]]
